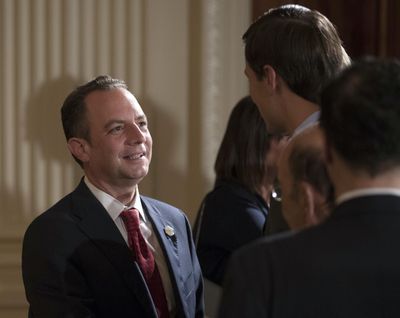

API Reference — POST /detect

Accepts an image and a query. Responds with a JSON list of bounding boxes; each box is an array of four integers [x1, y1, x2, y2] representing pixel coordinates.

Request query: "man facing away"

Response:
[[244, 4, 351, 235], [22, 75, 204, 318], [218, 58, 400, 317], [278, 125, 334, 231], [267, 124, 334, 234], [243, 4, 351, 137]]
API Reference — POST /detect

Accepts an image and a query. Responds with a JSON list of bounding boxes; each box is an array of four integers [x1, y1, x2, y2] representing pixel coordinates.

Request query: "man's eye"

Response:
[[139, 121, 147, 127], [110, 126, 123, 133]]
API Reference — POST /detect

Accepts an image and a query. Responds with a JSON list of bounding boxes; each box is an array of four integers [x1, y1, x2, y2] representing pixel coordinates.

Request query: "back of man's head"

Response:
[[279, 126, 334, 229], [320, 58, 400, 177], [288, 127, 334, 210], [243, 4, 350, 104]]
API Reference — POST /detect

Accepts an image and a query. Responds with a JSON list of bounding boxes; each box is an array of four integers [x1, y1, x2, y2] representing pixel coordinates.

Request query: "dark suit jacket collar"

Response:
[[332, 194, 400, 220], [70, 180, 158, 318]]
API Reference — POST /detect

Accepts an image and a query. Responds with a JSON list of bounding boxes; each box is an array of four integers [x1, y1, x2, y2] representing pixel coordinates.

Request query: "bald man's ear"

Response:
[[299, 182, 320, 227], [67, 137, 90, 164]]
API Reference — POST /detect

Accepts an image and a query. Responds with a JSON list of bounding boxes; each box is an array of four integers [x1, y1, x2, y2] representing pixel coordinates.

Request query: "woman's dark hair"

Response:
[[214, 96, 274, 194]]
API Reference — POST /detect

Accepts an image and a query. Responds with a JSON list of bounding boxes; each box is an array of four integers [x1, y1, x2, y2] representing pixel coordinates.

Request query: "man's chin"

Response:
[[127, 168, 149, 182]]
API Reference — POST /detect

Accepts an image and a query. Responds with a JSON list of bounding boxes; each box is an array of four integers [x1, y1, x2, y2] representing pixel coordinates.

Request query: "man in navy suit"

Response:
[[218, 58, 400, 317], [22, 75, 204, 317]]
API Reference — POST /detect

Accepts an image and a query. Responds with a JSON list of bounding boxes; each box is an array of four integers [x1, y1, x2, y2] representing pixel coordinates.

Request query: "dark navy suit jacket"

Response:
[[195, 180, 268, 285], [22, 179, 204, 318], [219, 195, 400, 318]]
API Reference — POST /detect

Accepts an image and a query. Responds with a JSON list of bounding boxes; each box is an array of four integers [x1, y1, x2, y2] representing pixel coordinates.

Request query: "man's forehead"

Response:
[[86, 88, 142, 109]]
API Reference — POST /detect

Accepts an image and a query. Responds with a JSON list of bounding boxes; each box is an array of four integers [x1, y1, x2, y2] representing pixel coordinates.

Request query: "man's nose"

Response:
[[126, 123, 146, 144]]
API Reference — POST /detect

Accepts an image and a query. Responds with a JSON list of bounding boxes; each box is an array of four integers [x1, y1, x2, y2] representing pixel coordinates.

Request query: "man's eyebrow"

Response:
[[104, 119, 124, 130], [136, 114, 147, 121], [104, 115, 147, 129]]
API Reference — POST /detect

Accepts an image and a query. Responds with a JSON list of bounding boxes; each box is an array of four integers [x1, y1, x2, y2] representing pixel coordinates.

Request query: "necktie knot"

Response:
[[120, 208, 140, 233]]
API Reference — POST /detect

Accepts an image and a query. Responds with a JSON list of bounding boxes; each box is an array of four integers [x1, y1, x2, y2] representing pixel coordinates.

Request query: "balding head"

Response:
[[278, 125, 334, 230]]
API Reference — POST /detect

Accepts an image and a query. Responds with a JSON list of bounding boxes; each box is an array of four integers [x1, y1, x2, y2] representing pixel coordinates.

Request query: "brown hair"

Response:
[[214, 96, 277, 194], [243, 4, 350, 103]]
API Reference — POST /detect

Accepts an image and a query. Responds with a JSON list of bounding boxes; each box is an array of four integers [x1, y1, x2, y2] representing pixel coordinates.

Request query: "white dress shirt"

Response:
[[84, 177, 176, 314], [292, 111, 320, 137]]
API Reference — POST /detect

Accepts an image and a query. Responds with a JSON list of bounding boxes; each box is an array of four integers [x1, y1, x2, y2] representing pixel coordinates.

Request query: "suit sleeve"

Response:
[[22, 216, 96, 318], [218, 244, 272, 318]]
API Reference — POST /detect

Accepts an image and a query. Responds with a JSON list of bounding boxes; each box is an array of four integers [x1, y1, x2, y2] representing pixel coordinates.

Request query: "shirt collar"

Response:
[[336, 187, 400, 205], [292, 111, 320, 137], [84, 177, 146, 222]]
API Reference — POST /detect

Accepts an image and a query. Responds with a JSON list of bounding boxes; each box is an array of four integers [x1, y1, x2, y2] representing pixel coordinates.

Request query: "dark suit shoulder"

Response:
[[202, 181, 268, 219], [141, 195, 187, 220], [26, 192, 78, 233], [23, 180, 102, 255], [26, 179, 93, 226], [232, 228, 295, 260], [208, 181, 265, 204], [222, 200, 400, 318], [141, 195, 182, 211]]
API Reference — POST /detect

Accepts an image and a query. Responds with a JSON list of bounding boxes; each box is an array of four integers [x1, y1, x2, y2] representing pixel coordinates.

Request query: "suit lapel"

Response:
[[71, 181, 157, 318], [142, 198, 189, 317]]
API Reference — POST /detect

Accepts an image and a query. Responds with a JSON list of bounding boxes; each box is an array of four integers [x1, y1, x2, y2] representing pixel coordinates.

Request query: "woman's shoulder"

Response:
[[205, 180, 261, 206]]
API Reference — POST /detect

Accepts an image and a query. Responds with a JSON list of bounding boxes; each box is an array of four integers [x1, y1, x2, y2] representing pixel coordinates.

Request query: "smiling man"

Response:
[[22, 75, 204, 318]]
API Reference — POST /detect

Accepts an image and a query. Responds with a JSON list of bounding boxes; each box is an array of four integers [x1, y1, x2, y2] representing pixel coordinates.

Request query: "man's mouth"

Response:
[[124, 152, 145, 160]]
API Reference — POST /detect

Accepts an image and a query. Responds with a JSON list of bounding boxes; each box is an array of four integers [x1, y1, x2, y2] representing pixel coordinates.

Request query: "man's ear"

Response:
[[67, 137, 90, 163], [298, 181, 319, 227], [262, 65, 278, 91]]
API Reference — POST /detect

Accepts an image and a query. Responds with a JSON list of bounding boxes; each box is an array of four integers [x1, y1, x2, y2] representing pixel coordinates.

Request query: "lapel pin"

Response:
[[164, 225, 175, 237]]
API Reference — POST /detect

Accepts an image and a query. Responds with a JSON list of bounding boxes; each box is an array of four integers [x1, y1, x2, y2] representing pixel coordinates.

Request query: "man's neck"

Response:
[[328, 153, 400, 199], [84, 175, 137, 205], [283, 90, 320, 135], [292, 112, 320, 137], [335, 173, 400, 198]]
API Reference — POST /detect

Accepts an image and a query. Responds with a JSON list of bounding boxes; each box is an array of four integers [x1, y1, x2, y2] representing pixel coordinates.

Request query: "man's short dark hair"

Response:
[[61, 75, 127, 165], [320, 57, 400, 176], [243, 4, 350, 103]]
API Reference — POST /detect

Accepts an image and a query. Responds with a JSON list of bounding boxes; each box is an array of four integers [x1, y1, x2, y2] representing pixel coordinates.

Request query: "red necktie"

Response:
[[120, 208, 170, 318]]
